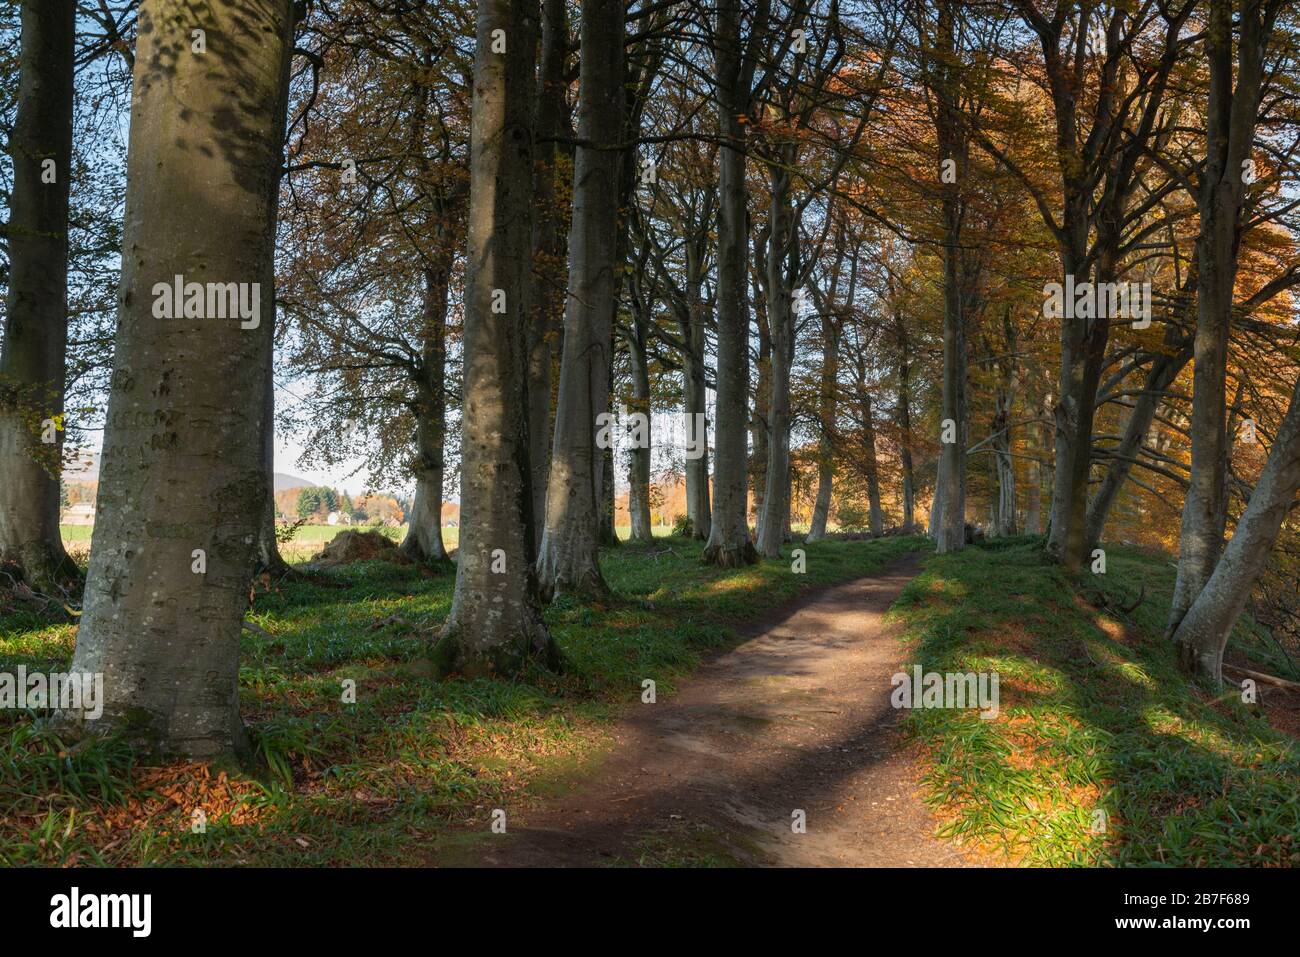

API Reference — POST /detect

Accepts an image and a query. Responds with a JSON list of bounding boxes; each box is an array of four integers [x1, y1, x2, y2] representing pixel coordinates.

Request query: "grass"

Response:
[[0, 533, 923, 866], [891, 536, 1300, 867]]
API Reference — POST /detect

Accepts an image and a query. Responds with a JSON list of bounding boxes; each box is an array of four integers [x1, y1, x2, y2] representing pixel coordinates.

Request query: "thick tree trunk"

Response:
[[702, 0, 757, 568], [0, 0, 78, 591], [536, 0, 624, 597], [1173, 369, 1300, 684], [1170, 0, 1274, 636], [434, 0, 557, 676], [401, 267, 450, 563], [64, 0, 295, 759], [682, 260, 711, 539], [526, 0, 568, 548]]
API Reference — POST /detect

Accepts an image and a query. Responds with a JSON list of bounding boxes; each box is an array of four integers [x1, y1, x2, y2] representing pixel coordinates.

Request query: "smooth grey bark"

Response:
[[1024, 397, 1044, 535], [0, 0, 78, 590], [861, 392, 884, 536], [626, 316, 654, 543], [702, 0, 759, 568], [536, 0, 624, 598], [63, 0, 295, 758], [806, 314, 840, 542], [895, 313, 917, 534], [757, 165, 795, 558], [1169, 0, 1281, 637], [682, 249, 711, 539], [527, 0, 568, 548], [751, 276, 771, 543], [434, 0, 557, 676], [401, 266, 450, 563], [930, 0, 967, 555], [1172, 368, 1300, 683]]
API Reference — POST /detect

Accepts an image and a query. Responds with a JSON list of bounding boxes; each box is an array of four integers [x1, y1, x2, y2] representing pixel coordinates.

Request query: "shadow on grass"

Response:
[[893, 537, 1300, 866]]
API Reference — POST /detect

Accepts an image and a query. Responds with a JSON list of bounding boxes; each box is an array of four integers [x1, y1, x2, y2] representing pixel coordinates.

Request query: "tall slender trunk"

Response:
[[757, 166, 794, 558], [682, 253, 711, 538], [527, 0, 568, 548], [1025, 406, 1042, 535], [64, 0, 295, 758], [435, 0, 556, 676], [401, 266, 450, 563], [0, 0, 77, 590], [933, 0, 967, 554], [702, 0, 758, 567], [807, 315, 840, 542], [627, 321, 654, 543], [894, 311, 916, 534], [536, 0, 624, 597], [862, 392, 884, 536], [751, 281, 771, 542]]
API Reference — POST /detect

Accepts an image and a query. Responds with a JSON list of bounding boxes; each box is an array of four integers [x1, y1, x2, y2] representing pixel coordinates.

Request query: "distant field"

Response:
[[59, 523, 463, 559]]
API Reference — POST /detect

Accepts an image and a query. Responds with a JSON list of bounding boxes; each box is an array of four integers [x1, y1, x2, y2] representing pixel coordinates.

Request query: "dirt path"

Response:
[[466, 554, 979, 867]]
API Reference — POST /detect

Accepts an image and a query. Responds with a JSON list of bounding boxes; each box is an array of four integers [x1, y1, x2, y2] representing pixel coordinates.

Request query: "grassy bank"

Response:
[[892, 537, 1300, 867], [0, 534, 924, 866]]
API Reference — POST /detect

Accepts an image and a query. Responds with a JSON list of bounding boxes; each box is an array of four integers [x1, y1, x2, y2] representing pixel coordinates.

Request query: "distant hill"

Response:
[[274, 472, 317, 492]]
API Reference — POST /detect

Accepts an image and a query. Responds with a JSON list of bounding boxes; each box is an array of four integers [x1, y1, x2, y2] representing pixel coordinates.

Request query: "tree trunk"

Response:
[[757, 166, 794, 559], [64, 0, 295, 759], [401, 266, 450, 563], [526, 0, 568, 549], [434, 0, 557, 676], [751, 280, 771, 543], [0, 0, 77, 591], [862, 392, 884, 536], [255, 337, 290, 577], [627, 321, 654, 543], [1085, 337, 1192, 551], [536, 0, 624, 597], [1173, 368, 1300, 683], [702, 0, 757, 568], [682, 255, 711, 539], [896, 314, 916, 534], [807, 315, 840, 542], [932, 0, 967, 555], [1170, 0, 1275, 636]]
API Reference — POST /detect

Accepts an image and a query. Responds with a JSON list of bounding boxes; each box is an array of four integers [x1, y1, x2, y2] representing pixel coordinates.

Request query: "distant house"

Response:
[[326, 511, 352, 526], [61, 503, 96, 525]]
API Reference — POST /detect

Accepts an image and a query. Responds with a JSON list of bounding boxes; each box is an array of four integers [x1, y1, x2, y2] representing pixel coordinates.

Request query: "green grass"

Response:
[[891, 536, 1300, 867], [0, 534, 924, 866]]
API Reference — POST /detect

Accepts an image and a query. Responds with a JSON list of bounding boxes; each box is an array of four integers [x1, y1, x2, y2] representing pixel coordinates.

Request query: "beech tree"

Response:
[[0, 0, 78, 590], [65, 0, 296, 757], [433, 0, 558, 674], [537, 0, 626, 599]]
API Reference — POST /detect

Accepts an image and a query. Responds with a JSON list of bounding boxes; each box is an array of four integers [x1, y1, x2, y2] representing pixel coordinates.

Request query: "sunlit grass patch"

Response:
[[896, 536, 1300, 867]]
